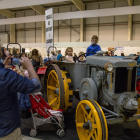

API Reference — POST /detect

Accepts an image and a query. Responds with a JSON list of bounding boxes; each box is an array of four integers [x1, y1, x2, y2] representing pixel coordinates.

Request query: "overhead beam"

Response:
[[127, 0, 133, 41], [71, 0, 85, 11], [0, 9, 15, 18], [0, 5, 140, 25], [0, 0, 71, 10], [30, 5, 45, 15], [127, 0, 133, 6]]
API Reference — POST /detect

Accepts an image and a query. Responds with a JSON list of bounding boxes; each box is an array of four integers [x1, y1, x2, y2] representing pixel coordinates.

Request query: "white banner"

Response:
[[45, 8, 54, 54], [114, 47, 124, 56]]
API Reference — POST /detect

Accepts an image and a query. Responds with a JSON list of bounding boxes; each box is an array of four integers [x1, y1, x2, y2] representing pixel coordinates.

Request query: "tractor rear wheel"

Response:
[[76, 99, 108, 140], [44, 64, 73, 112]]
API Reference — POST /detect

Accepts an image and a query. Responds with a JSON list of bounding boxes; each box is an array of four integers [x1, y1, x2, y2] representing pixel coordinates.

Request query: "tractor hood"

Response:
[[86, 55, 137, 68]]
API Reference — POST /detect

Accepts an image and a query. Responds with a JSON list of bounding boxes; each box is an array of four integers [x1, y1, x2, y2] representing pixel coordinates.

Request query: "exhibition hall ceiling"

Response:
[[0, 0, 71, 10], [0, 0, 121, 12]]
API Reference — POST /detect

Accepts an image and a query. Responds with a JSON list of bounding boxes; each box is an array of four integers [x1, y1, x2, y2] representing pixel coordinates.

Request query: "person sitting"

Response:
[[86, 35, 101, 57], [65, 47, 75, 63], [50, 50, 57, 61], [104, 51, 109, 56], [57, 50, 62, 61], [108, 51, 112, 56], [76, 51, 85, 63], [0, 45, 41, 140]]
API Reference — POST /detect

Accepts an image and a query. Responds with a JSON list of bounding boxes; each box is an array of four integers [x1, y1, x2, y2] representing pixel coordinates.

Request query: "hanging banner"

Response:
[[45, 8, 54, 54], [114, 47, 124, 56]]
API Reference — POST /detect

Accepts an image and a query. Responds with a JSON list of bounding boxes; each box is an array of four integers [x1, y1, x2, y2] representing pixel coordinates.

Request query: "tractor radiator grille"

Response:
[[115, 67, 136, 93]]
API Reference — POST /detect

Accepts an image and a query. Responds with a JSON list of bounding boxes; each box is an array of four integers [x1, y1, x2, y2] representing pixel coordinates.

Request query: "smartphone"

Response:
[[11, 58, 21, 66]]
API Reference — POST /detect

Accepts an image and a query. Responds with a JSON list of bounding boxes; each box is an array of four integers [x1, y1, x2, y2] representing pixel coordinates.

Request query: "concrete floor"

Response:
[[21, 97, 140, 140]]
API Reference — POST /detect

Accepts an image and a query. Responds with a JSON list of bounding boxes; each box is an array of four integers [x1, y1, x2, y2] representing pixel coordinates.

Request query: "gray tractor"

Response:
[[44, 51, 140, 140]]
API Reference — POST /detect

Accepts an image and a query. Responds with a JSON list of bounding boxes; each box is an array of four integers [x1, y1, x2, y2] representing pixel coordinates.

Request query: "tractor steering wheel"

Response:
[[77, 52, 96, 62]]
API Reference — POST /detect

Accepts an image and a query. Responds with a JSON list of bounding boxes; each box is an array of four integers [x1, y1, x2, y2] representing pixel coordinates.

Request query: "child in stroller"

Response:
[[19, 70, 65, 138]]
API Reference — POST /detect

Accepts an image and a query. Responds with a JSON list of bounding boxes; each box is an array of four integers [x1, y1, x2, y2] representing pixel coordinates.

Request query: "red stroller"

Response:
[[28, 93, 65, 138]]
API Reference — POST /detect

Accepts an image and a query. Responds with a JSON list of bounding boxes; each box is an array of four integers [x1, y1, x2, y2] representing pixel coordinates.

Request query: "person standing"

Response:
[[86, 35, 101, 56], [31, 49, 44, 72], [57, 50, 62, 61], [0, 47, 10, 63]]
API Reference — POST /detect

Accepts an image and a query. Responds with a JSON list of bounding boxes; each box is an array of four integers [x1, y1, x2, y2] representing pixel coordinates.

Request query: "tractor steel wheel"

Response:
[[61, 70, 73, 112], [137, 97, 140, 127], [76, 99, 108, 140], [44, 64, 65, 110]]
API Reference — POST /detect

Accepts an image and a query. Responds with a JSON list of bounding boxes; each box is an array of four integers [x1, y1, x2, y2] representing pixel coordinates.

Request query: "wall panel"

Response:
[[54, 29, 58, 42], [86, 27, 98, 41], [54, 8, 58, 26], [86, 3, 98, 10], [59, 28, 70, 42], [71, 28, 80, 42], [100, 1, 114, 9], [114, 25, 128, 41], [25, 11, 35, 28], [100, 2, 114, 24], [133, 24, 140, 40], [36, 22, 42, 28], [17, 31, 24, 43], [100, 16, 114, 24], [99, 26, 113, 41], [36, 30, 42, 43], [115, 0, 128, 7], [25, 31, 35, 43], [115, 15, 128, 22], [71, 6, 80, 26]]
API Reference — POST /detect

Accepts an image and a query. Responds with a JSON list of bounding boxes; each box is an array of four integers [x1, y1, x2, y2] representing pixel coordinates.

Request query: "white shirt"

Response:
[[66, 55, 73, 61], [50, 55, 57, 61]]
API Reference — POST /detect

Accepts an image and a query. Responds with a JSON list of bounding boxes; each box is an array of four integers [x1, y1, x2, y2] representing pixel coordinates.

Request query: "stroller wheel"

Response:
[[57, 129, 65, 138], [61, 123, 65, 129], [56, 129, 61, 136], [30, 129, 37, 137]]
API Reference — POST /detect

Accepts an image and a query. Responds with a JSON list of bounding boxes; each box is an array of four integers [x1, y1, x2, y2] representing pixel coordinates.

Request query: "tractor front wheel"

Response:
[[76, 99, 108, 140]]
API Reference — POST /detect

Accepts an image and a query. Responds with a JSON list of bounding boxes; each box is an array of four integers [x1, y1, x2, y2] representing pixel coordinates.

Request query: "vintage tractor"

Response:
[[44, 51, 140, 140]]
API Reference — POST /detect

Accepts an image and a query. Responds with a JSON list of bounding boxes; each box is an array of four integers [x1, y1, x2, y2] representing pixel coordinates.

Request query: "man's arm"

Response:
[[3, 56, 41, 94], [4, 69, 41, 94]]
